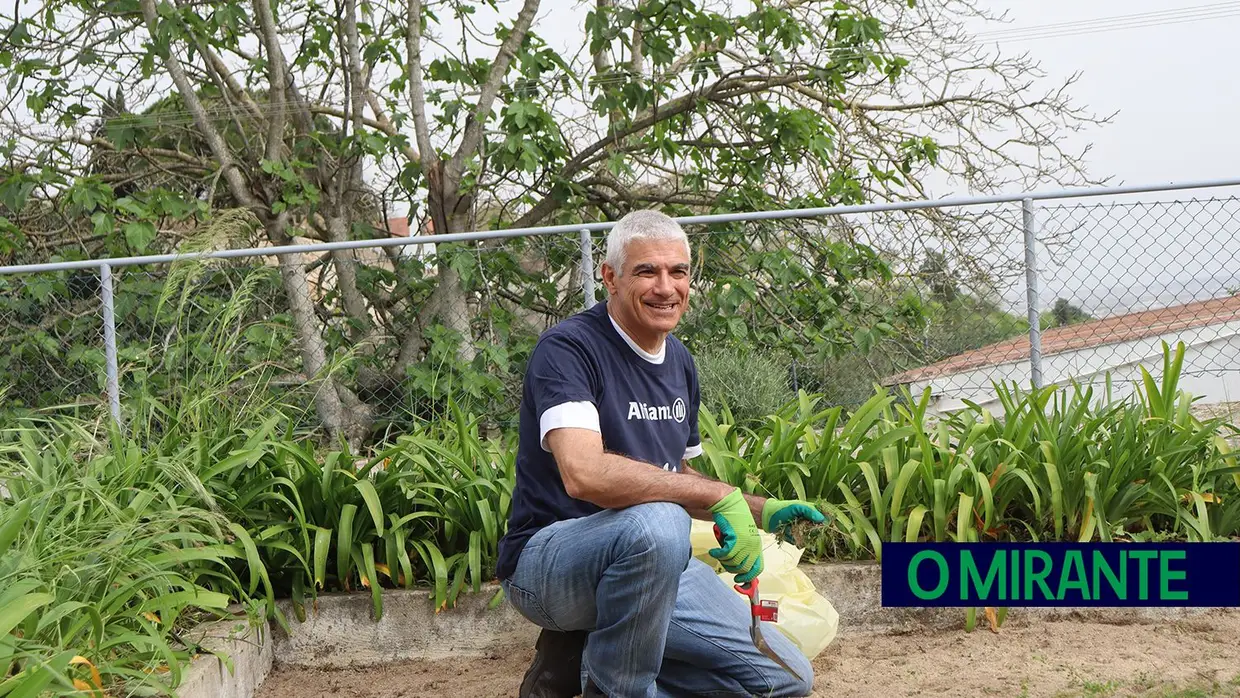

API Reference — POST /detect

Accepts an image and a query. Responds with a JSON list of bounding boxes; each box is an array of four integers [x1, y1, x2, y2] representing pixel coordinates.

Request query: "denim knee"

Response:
[[613, 502, 691, 572], [760, 649, 814, 697], [774, 664, 815, 697]]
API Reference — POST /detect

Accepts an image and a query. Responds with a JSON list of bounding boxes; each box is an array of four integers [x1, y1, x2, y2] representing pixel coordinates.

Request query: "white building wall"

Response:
[[905, 322, 1240, 415]]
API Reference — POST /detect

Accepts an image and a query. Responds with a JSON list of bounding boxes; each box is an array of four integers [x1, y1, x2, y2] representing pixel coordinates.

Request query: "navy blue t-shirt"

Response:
[[495, 301, 701, 581]]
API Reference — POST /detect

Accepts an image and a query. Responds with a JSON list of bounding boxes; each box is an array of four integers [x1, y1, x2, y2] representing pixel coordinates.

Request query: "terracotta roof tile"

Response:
[[384, 217, 410, 237], [883, 295, 1240, 385]]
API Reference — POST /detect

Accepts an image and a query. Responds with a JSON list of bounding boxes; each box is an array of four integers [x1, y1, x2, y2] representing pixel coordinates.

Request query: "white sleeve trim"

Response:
[[539, 401, 600, 452], [684, 443, 703, 460]]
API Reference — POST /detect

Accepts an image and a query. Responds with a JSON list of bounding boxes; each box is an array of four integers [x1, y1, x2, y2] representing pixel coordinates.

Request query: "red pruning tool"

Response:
[[713, 524, 806, 682]]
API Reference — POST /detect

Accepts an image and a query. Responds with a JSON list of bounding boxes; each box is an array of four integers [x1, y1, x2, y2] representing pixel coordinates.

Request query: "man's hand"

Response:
[[761, 498, 827, 542], [708, 488, 764, 583]]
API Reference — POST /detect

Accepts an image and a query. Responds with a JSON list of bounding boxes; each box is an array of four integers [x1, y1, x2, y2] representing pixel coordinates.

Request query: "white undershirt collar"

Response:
[[606, 308, 665, 364]]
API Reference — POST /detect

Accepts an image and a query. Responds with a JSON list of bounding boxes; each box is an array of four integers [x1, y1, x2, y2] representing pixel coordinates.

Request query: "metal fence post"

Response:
[[99, 263, 123, 430], [1022, 198, 1043, 389], [580, 228, 596, 309]]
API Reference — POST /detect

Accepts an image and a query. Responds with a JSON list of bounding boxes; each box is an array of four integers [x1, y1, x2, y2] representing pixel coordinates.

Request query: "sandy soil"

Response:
[[256, 609, 1240, 698]]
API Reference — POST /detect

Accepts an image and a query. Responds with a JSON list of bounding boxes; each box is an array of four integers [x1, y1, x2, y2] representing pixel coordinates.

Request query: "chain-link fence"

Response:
[[0, 269, 108, 413], [1036, 197, 1240, 402], [884, 194, 1240, 417], [2, 181, 1239, 442]]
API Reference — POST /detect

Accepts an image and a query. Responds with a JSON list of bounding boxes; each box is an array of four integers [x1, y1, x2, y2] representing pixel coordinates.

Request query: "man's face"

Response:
[[602, 238, 691, 339]]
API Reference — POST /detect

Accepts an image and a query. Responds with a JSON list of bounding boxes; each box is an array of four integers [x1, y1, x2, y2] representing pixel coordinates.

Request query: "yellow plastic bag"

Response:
[[689, 519, 839, 660]]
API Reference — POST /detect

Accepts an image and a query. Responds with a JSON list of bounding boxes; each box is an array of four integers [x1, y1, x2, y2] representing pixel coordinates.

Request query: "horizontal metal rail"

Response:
[[3, 176, 1239, 275]]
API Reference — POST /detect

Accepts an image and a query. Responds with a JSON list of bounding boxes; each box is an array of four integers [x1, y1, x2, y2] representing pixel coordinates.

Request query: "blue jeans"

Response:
[[501, 502, 815, 697]]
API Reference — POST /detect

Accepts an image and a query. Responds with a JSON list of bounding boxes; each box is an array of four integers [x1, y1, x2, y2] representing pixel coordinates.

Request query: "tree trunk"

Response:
[[393, 312, 427, 379], [326, 213, 372, 336], [272, 228, 373, 446], [426, 164, 476, 364], [428, 260, 474, 363]]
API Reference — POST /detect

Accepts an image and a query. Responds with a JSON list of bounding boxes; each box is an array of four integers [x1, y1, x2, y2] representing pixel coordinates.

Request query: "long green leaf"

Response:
[[0, 499, 31, 555], [1040, 442, 1064, 539], [228, 522, 272, 599], [905, 505, 928, 542], [0, 593, 54, 638], [313, 526, 332, 590], [354, 479, 385, 537], [361, 543, 382, 621], [338, 504, 358, 588], [956, 493, 974, 542]]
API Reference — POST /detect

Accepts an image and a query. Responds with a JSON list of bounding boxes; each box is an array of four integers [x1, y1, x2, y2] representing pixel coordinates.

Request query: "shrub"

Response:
[[695, 346, 794, 426], [697, 343, 1240, 561], [0, 420, 261, 696]]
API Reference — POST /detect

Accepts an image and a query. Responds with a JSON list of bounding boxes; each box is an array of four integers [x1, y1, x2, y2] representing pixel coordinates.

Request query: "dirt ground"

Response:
[[256, 609, 1240, 698]]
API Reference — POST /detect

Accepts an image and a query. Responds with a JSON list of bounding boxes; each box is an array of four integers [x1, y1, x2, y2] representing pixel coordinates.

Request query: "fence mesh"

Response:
[[0, 269, 109, 414], [2, 191, 1239, 440], [1032, 197, 1240, 407], [796, 202, 1031, 410]]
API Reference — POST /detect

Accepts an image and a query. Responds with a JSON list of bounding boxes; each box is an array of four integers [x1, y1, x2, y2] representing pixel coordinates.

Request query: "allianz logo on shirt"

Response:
[[627, 397, 687, 423]]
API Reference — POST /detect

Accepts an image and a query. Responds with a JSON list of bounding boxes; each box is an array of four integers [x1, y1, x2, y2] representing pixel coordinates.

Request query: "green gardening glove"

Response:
[[708, 488, 764, 584], [761, 498, 827, 543]]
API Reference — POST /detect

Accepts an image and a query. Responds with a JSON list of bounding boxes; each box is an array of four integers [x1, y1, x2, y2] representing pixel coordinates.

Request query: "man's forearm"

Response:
[[566, 452, 735, 512]]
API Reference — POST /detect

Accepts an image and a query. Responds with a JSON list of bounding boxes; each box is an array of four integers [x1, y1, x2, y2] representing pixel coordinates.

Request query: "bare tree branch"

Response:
[[137, 0, 260, 215], [404, 0, 434, 163], [450, 0, 541, 170], [251, 0, 287, 164]]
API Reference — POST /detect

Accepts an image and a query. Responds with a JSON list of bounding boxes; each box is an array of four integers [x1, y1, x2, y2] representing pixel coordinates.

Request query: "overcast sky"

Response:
[[971, 1, 1240, 313], [525, 0, 1240, 311], [972, 0, 1239, 196]]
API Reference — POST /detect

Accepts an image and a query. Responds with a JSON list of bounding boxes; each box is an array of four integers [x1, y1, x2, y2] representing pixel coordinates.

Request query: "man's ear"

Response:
[[600, 262, 617, 295]]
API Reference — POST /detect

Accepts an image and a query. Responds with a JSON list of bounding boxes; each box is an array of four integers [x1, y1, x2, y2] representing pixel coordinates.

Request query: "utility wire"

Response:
[[968, 1, 1240, 41]]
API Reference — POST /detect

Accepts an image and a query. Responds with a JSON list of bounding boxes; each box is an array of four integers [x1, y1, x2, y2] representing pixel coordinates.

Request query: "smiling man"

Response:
[[496, 209, 822, 698]]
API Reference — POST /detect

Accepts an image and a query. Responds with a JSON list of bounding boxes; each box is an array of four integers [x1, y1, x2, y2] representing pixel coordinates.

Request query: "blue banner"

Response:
[[881, 542, 1240, 607]]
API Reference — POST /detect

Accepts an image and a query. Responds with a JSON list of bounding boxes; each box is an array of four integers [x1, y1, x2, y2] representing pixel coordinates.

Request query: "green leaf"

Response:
[[313, 527, 332, 590], [905, 505, 928, 542], [0, 593, 54, 638], [228, 522, 273, 600], [354, 479, 385, 537], [362, 543, 382, 620], [727, 317, 747, 339], [0, 499, 31, 555], [338, 504, 357, 586], [123, 221, 157, 251], [0, 179, 35, 212]]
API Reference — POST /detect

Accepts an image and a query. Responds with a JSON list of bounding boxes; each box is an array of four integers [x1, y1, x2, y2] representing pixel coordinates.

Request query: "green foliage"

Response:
[[0, 393, 511, 695], [704, 343, 1240, 562], [184, 402, 514, 622], [679, 228, 922, 366], [0, 420, 260, 696], [0, 413, 513, 694], [3, 341, 1237, 694], [1041, 297, 1093, 329], [805, 291, 1029, 411], [695, 346, 794, 427]]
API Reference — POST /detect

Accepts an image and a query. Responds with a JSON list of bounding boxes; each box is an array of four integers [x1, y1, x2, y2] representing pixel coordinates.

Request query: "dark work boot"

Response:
[[518, 629, 588, 698]]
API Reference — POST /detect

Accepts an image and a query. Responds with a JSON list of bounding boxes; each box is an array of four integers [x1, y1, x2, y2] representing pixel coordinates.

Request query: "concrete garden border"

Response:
[[176, 561, 1220, 697]]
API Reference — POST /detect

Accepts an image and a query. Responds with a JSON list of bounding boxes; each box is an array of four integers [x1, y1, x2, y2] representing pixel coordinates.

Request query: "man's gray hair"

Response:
[[604, 209, 690, 275]]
